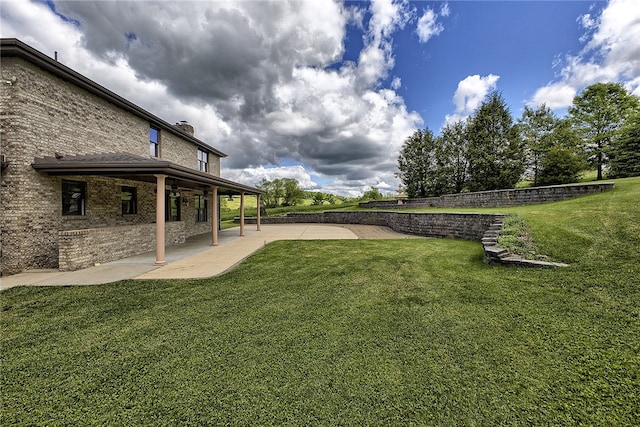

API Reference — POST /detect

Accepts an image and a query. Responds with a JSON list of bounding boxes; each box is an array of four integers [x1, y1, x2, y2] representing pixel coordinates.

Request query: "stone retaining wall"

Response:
[[58, 222, 185, 271], [359, 182, 614, 209], [243, 211, 499, 241]]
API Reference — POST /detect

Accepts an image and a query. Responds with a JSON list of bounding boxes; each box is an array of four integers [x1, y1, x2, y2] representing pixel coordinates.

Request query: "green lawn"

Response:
[[2, 178, 639, 425]]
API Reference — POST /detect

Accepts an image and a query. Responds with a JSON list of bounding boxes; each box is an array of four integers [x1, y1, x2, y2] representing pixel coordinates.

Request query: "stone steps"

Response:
[[481, 217, 567, 268]]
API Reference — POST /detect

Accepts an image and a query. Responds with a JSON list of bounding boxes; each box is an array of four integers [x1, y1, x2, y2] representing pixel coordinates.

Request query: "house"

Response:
[[0, 38, 263, 276]]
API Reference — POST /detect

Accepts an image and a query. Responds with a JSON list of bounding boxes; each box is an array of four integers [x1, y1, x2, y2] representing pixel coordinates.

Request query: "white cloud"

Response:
[[416, 2, 449, 44], [530, 0, 640, 109], [391, 76, 402, 90], [0, 1, 80, 53], [416, 9, 443, 43], [356, 0, 413, 87], [441, 3, 451, 17], [444, 74, 500, 126], [627, 76, 640, 97], [530, 83, 577, 110], [578, 13, 597, 31]]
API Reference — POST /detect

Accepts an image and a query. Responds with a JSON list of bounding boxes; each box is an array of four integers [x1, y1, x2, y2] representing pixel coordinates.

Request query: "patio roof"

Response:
[[32, 152, 264, 195]]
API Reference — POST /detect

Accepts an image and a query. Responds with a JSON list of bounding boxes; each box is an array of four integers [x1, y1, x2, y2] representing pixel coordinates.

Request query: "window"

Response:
[[165, 191, 181, 221], [197, 148, 208, 172], [150, 126, 159, 157], [121, 186, 137, 214], [195, 195, 208, 222], [62, 180, 86, 216]]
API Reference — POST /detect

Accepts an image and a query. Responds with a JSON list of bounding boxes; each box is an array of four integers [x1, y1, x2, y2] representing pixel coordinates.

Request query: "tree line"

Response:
[[255, 177, 393, 208], [256, 177, 358, 208], [397, 82, 640, 198]]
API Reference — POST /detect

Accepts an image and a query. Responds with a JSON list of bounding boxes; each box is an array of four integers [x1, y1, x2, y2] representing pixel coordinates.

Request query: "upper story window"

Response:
[[197, 148, 208, 172], [62, 180, 86, 216], [121, 186, 137, 215], [150, 126, 160, 157]]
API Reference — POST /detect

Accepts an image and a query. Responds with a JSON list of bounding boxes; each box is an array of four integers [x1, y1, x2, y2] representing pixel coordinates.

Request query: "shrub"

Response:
[[538, 146, 583, 186]]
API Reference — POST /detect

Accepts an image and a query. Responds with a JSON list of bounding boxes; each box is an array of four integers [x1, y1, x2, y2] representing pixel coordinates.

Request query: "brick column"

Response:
[[239, 192, 245, 236], [211, 186, 219, 246], [256, 194, 261, 231], [154, 174, 167, 266]]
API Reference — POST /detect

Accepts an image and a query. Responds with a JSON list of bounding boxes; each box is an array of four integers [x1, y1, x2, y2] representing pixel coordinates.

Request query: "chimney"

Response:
[[175, 120, 195, 136]]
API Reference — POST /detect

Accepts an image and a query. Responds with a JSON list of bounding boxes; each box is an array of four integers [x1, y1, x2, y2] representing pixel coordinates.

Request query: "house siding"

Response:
[[0, 56, 217, 275]]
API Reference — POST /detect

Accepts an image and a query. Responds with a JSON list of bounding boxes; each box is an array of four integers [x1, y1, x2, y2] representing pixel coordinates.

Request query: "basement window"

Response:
[[166, 191, 181, 222], [121, 186, 137, 215], [62, 180, 86, 216], [195, 194, 208, 222]]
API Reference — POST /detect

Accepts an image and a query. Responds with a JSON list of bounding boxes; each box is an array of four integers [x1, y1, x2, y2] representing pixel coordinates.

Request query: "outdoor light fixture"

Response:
[[202, 188, 209, 200], [227, 195, 234, 201], [170, 181, 180, 197]]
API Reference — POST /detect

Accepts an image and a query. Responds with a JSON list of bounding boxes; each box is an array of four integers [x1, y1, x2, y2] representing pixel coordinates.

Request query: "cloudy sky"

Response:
[[2, 0, 639, 196]]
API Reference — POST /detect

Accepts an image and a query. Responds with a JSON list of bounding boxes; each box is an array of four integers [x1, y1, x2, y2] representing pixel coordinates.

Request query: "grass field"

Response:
[[1, 178, 639, 425]]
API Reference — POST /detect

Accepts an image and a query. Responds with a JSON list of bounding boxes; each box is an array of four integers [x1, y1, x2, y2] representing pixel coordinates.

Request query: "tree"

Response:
[[538, 146, 583, 186], [436, 120, 469, 193], [568, 82, 640, 180], [311, 192, 326, 205], [466, 92, 525, 191], [549, 117, 582, 151], [396, 128, 439, 198], [281, 178, 304, 206], [257, 178, 279, 208], [257, 178, 304, 208], [361, 187, 384, 201], [609, 112, 640, 178], [518, 104, 556, 186]]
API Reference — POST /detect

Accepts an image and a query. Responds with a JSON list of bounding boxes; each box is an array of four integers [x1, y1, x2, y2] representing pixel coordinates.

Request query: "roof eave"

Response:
[[31, 160, 265, 195]]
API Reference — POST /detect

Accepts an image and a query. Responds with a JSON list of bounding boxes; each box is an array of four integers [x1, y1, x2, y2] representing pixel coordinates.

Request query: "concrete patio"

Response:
[[0, 224, 419, 291]]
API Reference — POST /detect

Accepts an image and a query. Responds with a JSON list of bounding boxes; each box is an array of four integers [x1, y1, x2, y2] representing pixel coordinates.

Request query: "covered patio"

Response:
[[32, 152, 265, 268]]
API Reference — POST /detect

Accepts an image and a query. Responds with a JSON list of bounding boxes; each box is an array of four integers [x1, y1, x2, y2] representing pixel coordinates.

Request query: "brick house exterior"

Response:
[[0, 39, 262, 276]]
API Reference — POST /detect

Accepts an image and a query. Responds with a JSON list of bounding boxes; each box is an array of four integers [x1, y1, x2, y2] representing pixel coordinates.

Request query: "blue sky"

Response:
[[1, 0, 638, 196], [385, 1, 600, 130]]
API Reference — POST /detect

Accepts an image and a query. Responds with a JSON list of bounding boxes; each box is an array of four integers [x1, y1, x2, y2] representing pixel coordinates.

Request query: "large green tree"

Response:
[[281, 178, 304, 206], [397, 128, 438, 198], [568, 82, 640, 180], [536, 117, 586, 185], [609, 111, 640, 178], [466, 92, 525, 191], [518, 104, 556, 186], [257, 178, 304, 208], [436, 120, 469, 193]]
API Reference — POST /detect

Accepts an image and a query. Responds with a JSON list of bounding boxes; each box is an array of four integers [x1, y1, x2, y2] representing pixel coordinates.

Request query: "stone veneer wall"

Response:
[[359, 182, 614, 209], [58, 222, 186, 271], [244, 211, 499, 241]]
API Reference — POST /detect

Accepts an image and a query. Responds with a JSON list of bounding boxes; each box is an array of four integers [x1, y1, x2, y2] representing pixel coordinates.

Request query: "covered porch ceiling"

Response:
[[32, 152, 264, 196]]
